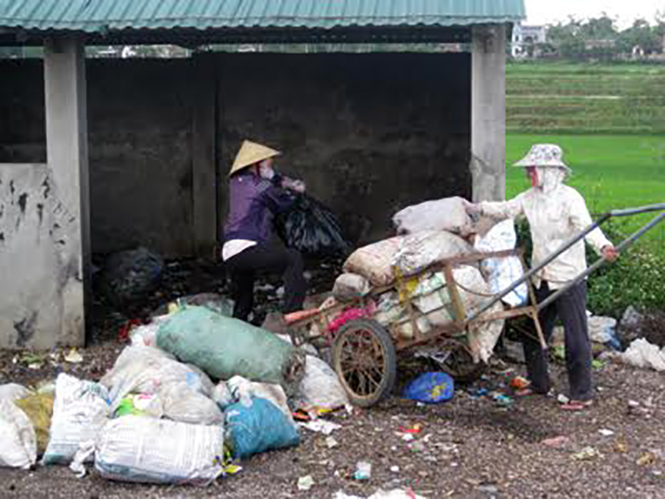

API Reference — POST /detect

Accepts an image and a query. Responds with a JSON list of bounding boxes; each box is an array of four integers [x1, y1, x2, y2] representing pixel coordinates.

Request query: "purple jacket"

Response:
[[224, 171, 295, 243]]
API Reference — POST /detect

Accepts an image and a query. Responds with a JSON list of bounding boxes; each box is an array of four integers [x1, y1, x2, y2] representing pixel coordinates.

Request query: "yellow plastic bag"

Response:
[[15, 393, 54, 455]]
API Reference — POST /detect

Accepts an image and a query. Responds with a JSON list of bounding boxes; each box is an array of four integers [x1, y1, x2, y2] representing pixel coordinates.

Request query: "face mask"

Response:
[[259, 163, 275, 180]]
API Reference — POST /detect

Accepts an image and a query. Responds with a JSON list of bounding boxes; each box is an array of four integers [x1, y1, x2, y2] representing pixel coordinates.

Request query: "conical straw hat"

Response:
[[229, 140, 281, 176]]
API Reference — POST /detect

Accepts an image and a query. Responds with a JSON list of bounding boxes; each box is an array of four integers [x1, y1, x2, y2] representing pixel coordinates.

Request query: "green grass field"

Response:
[[506, 134, 665, 253]]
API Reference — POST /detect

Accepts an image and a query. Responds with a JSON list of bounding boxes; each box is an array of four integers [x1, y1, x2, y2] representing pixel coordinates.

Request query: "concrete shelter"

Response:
[[0, 0, 525, 348]]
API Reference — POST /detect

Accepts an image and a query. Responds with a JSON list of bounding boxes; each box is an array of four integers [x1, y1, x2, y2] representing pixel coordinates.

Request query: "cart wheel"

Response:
[[332, 319, 397, 407], [438, 341, 487, 384]]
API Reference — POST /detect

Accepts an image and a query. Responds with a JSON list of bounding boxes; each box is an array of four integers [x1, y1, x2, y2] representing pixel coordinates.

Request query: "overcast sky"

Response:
[[525, 0, 663, 28]]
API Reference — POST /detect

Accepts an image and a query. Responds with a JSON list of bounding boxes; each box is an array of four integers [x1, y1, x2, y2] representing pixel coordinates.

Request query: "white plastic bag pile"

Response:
[[0, 399, 37, 469], [621, 338, 665, 372], [392, 196, 473, 236], [100, 345, 222, 425]]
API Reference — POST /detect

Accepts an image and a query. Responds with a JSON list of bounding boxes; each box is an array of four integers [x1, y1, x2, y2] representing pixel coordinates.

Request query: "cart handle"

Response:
[[467, 202, 665, 321]]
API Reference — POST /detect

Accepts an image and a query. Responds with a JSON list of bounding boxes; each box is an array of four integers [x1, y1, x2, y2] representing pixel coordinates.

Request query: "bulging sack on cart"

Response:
[[296, 355, 349, 410], [0, 399, 37, 469], [157, 307, 305, 391], [225, 397, 300, 459], [344, 231, 473, 287], [43, 373, 110, 465], [333, 273, 372, 302], [275, 193, 351, 257], [392, 197, 473, 236], [474, 219, 527, 307], [95, 415, 225, 484]]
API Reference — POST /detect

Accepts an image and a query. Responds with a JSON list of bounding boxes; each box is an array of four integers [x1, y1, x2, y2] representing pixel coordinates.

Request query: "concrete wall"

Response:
[[0, 164, 82, 348], [0, 53, 471, 255]]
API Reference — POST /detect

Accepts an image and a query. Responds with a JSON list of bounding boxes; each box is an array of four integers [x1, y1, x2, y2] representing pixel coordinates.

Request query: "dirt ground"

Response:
[[1, 345, 664, 499], [1, 258, 664, 498]]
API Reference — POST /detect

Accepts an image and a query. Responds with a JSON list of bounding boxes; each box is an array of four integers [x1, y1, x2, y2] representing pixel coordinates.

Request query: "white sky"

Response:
[[525, 0, 663, 28]]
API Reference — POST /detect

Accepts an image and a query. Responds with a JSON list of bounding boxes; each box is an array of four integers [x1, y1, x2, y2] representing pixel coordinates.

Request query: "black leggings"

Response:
[[225, 242, 307, 321], [523, 281, 593, 401]]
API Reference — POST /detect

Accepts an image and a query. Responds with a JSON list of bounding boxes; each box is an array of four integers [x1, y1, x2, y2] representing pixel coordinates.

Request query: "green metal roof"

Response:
[[0, 0, 525, 33]]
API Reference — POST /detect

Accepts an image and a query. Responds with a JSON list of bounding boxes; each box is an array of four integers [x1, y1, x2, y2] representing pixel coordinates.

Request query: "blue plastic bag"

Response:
[[403, 372, 454, 404], [225, 397, 300, 459]]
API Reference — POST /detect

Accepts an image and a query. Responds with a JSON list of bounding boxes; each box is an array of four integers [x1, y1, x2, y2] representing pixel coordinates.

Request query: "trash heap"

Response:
[[0, 304, 350, 485], [313, 197, 528, 363]]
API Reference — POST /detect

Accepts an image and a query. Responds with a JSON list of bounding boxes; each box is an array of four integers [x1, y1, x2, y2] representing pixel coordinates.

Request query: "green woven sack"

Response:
[[157, 307, 305, 391]]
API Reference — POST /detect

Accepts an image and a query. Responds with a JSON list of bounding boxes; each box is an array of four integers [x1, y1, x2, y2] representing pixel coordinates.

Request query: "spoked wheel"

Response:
[[332, 319, 397, 407], [435, 339, 487, 384]]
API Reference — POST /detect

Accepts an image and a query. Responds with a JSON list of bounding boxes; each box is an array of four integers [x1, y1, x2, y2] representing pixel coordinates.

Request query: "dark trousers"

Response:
[[523, 281, 593, 401], [225, 242, 307, 321]]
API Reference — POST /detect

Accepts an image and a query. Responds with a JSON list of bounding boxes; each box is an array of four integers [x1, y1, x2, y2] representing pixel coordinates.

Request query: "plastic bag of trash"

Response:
[[275, 193, 351, 257], [403, 372, 454, 404], [333, 273, 372, 302], [158, 382, 223, 425], [114, 393, 164, 419], [393, 196, 473, 236], [43, 374, 110, 465], [99, 247, 164, 305], [129, 323, 160, 347], [101, 345, 214, 412], [344, 231, 472, 287], [225, 397, 300, 459], [95, 415, 225, 484], [588, 316, 620, 350], [157, 307, 305, 391], [0, 383, 31, 402], [621, 338, 665, 371], [474, 219, 528, 307], [0, 399, 37, 468], [226, 376, 292, 421], [14, 393, 54, 455], [296, 356, 348, 410]]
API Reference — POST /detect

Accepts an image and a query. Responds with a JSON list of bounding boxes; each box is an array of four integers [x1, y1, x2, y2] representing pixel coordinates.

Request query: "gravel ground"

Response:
[[1, 345, 664, 499]]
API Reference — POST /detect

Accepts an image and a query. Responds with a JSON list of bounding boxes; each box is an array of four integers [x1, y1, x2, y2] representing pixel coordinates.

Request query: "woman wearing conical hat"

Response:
[[465, 144, 618, 411], [223, 140, 307, 322]]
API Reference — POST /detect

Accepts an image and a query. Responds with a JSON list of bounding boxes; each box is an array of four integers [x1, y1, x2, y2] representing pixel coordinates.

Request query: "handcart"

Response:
[[287, 203, 665, 407]]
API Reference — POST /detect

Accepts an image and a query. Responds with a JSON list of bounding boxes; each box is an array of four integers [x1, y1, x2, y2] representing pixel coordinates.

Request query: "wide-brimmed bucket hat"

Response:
[[513, 144, 571, 173], [229, 140, 281, 177]]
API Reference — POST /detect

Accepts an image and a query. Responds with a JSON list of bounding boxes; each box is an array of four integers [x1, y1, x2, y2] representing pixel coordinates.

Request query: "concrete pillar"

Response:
[[44, 37, 90, 346], [470, 24, 507, 202], [191, 54, 218, 258]]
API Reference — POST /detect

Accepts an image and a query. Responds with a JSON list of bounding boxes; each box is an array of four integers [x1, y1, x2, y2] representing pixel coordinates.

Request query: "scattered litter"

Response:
[[390, 465, 400, 473], [408, 441, 426, 453], [353, 461, 372, 480], [403, 372, 454, 404], [334, 489, 426, 499], [572, 447, 601, 461], [638, 452, 657, 466], [64, 348, 83, 364], [509, 376, 529, 390], [326, 436, 339, 449], [0, 399, 37, 469], [95, 415, 225, 484], [298, 475, 315, 491], [628, 400, 640, 408], [598, 429, 615, 437], [591, 359, 605, 370], [615, 440, 628, 453], [492, 393, 513, 407], [542, 436, 569, 448], [398, 424, 423, 434], [400, 433, 415, 442], [299, 420, 342, 436], [558, 394, 570, 405]]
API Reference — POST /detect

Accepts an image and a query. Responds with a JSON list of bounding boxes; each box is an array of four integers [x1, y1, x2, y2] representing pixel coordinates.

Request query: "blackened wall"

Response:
[[0, 52, 471, 257]]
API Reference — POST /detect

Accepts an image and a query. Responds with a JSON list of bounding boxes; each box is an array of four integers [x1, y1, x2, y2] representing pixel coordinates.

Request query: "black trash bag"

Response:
[[99, 247, 164, 305], [276, 194, 351, 257]]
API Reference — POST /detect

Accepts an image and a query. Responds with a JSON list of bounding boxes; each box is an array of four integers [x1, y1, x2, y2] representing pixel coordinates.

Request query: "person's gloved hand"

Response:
[[462, 199, 481, 215], [601, 245, 619, 262]]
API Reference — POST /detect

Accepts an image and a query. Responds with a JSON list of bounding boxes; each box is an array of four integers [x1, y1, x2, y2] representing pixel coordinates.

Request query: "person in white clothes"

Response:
[[465, 144, 618, 410]]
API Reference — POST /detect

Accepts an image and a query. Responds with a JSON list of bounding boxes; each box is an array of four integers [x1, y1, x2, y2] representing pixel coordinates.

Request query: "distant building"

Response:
[[512, 23, 547, 58]]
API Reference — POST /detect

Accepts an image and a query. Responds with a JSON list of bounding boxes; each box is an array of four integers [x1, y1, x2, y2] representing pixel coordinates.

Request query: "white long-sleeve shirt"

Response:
[[480, 184, 611, 289]]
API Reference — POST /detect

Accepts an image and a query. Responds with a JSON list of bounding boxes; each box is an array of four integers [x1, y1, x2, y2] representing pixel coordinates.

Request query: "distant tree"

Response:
[[617, 19, 661, 55]]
